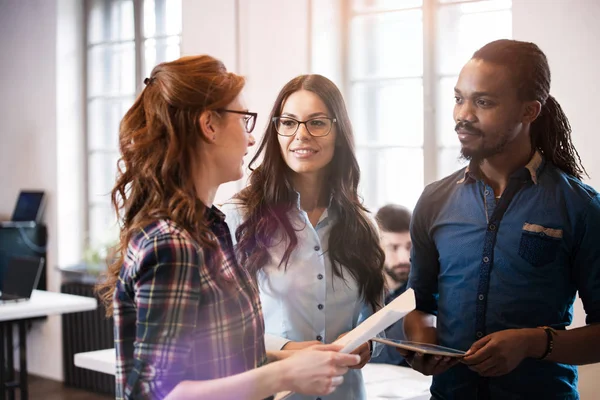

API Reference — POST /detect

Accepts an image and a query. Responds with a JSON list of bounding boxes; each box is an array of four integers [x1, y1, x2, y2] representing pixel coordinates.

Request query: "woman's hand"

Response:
[[280, 344, 360, 395], [336, 332, 371, 369]]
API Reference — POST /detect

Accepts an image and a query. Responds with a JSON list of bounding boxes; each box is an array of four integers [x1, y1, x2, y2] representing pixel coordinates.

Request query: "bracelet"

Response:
[[537, 326, 557, 360]]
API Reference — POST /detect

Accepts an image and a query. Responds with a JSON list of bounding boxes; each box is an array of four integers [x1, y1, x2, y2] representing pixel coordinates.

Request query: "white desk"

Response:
[[0, 290, 97, 400], [74, 349, 432, 400], [363, 363, 431, 400], [74, 348, 115, 376], [0, 290, 97, 321]]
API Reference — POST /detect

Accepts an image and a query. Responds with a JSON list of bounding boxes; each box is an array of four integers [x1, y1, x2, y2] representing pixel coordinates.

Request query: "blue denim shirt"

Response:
[[409, 152, 600, 400]]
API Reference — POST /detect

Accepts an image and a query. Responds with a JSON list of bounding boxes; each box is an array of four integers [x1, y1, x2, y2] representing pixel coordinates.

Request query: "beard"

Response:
[[384, 263, 410, 286], [456, 121, 511, 163]]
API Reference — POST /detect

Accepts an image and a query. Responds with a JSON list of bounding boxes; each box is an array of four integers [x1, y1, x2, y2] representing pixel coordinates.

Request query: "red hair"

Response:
[[97, 55, 245, 315]]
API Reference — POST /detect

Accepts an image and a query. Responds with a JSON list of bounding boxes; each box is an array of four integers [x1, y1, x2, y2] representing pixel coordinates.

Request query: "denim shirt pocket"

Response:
[[518, 223, 563, 267]]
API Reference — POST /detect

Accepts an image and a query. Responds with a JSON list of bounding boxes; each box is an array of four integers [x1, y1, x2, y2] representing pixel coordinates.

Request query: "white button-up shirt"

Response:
[[221, 199, 382, 400]]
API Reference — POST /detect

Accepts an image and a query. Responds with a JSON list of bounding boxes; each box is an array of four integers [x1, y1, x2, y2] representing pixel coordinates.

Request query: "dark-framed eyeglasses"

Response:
[[216, 109, 258, 133], [272, 116, 337, 137]]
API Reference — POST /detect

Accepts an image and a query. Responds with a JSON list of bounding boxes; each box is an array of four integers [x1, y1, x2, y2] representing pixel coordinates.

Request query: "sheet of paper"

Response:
[[333, 288, 415, 353], [274, 288, 416, 400]]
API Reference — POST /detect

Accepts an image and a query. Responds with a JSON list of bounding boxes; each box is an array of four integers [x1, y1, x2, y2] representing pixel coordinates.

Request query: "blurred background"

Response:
[[0, 0, 599, 397]]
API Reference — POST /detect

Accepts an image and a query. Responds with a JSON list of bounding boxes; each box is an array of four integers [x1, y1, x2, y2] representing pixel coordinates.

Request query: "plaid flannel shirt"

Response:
[[113, 207, 268, 399]]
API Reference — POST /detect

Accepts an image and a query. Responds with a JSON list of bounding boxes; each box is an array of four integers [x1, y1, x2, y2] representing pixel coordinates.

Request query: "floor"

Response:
[[12, 375, 112, 400]]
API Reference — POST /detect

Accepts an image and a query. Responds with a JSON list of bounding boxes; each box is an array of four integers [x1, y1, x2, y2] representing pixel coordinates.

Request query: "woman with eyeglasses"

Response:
[[97, 57, 360, 400], [222, 74, 386, 400]]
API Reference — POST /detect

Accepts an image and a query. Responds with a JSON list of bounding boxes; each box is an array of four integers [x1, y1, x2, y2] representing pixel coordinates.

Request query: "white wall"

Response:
[[0, 0, 84, 381], [0, 0, 62, 380], [513, 0, 600, 190], [513, 1, 600, 398], [0, 0, 57, 221]]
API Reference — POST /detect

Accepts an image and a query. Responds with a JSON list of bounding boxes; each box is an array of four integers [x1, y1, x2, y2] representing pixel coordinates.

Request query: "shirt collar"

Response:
[[292, 191, 335, 209], [205, 204, 226, 224], [292, 191, 336, 225], [456, 151, 544, 185]]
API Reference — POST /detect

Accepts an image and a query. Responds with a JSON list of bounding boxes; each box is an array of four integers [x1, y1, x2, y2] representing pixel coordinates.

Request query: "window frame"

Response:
[[339, 0, 511, 209], [83, 0, 181, 248]]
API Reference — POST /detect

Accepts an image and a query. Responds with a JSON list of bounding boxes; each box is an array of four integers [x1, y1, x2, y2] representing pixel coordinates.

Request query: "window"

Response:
[[435, 0, 512, 179], [313, 0, 511, 210], [85, 0, 182, 248]]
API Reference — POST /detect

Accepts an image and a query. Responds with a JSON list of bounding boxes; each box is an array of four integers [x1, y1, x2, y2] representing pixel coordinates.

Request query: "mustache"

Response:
[[386, 263, 410, 271], [455, 121, 483, 136]]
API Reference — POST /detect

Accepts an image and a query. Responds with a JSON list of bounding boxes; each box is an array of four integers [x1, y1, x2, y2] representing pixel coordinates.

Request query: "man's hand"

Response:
[[397, 348, 459, 376], [337, 332, 371, 369], [401, 310, 456, 375], [461, 328, 545, 377]]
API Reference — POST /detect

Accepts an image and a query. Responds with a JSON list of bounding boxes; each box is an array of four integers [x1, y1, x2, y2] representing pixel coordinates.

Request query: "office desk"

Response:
[[363, 363, 431, 400], [0, 290, 97, 400], [74, 348, 115, 376], [74, 349, 433, 399]]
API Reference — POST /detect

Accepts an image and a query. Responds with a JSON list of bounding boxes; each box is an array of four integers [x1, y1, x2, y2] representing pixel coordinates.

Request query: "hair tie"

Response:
[[144, 77, 154, 86]]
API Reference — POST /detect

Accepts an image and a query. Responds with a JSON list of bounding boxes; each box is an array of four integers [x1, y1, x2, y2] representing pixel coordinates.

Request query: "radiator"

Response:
[[61, 282, 114, 395]]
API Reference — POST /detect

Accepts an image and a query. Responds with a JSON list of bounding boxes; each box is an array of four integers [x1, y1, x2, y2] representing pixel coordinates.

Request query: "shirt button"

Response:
[[478, 294, 485, 301], [476, 331, 483, 338], [316, 335, 323, 341], [318, 304, 324, 310], [314, 245, 321, 251], [488, 224, 496, 231], [317, 274, 324, 280], [483, 256, 490, 263], [484, 190, 490, 196]]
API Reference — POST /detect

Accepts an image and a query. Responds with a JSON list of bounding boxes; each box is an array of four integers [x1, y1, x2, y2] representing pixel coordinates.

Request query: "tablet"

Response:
[[372, 338, 466, 358]]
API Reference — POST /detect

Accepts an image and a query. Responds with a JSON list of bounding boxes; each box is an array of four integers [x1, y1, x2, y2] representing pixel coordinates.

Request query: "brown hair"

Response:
[[97, 55, 245, 315], [376, 204, 412, 233], [234, 74, 385, 312]]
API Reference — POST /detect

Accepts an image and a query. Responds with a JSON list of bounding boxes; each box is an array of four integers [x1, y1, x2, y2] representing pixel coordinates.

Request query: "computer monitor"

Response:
[[0, 224, 47, 290], [0, 256, 44, 302], [11, 190, 46, 223]]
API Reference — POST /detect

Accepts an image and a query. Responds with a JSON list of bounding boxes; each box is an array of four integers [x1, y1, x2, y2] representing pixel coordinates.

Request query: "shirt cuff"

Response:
[[414, 292, 438, 316], [264, 333, 291, 351]]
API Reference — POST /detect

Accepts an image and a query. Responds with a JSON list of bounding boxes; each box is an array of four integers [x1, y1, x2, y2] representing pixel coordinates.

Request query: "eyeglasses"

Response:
[[217, 109, 258, 133], [272, 116, 337, 137]]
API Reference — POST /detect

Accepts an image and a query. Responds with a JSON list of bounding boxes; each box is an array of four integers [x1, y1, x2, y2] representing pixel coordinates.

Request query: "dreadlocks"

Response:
[[473, 39, 587, 180]]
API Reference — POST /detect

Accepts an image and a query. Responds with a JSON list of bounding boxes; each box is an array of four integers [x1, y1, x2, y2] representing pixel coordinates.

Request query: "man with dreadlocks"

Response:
[[402, 39, 600, 399]]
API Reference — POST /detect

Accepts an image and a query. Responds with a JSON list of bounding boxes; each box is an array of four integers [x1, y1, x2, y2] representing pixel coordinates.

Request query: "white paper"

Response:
[[334, 288, 415, 353], [274, 289, 416, 400]]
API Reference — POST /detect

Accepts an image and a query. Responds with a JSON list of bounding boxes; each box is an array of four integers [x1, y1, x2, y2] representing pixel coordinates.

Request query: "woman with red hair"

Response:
[[98, 56, 358, 400]]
